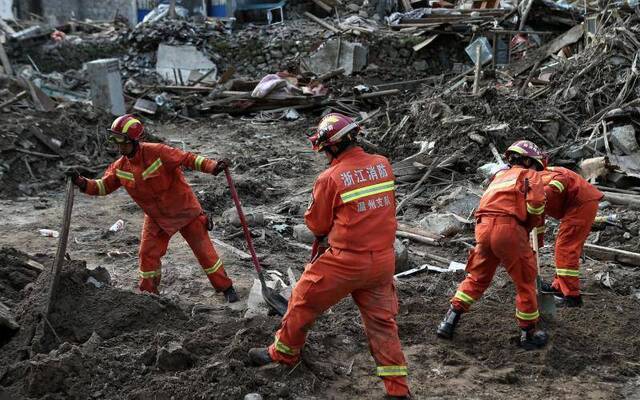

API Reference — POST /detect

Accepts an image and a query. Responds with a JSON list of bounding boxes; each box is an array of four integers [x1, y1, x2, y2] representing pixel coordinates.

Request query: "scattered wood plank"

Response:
[[0, 90, 28, 110], [317, 67, 345, 81], [360, 89, 401, 99], [396, 230, 440, 245], [213, 238, 252, 260], [602, 191, 640, 209], [29, 126, 62, 155], [584, 244, 640, 266], [304, 11, 341, 34], [311, 0, 334, 14], [412, 34, 439, 52], [0, 42, 12, 76]]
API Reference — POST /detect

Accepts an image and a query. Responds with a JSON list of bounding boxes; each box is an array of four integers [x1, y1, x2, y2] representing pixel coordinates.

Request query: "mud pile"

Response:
[[1, 244, 640, 399]]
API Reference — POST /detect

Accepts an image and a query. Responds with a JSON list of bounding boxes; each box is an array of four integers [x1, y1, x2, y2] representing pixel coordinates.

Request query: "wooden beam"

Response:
[[304, 11, 341, 34], [311, 0, 333, 14], [0, 42, 12, 76], [584, 244, 640, 266]]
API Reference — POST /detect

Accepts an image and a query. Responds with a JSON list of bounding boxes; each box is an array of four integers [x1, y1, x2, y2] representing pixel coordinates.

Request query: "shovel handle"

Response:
[[224, 167, 263, 274]]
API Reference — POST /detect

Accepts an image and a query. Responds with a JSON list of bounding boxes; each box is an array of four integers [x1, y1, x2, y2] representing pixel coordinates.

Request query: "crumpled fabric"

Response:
[[251, 74, 302, 99]]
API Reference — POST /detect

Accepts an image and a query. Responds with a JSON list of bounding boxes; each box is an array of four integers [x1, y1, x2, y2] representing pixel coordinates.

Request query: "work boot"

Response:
[[555, 294, 583, 308], [385, 396, 410, 400], [223, 286, 239, 303], [436, 306, 462, 339], [519, 327, 549, 350], [540, 280, 561, 295], [248, 348, 273, 366]]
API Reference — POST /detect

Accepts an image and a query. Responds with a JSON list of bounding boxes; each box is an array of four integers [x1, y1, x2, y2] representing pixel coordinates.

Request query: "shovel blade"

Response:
[[262, 286, 289, 317], [538, 293, 556, 319]]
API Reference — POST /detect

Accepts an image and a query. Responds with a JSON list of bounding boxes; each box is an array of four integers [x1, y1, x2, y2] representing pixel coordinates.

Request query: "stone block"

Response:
[[308, 40, 368, 76], [610, 125, 639, 155], [84, 58, 126, 116]]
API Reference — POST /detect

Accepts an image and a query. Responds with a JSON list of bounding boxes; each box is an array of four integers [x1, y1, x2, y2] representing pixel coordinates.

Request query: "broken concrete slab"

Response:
[[84, 58, 126, 116], [223, 207, 264, 227], [0, 301, 18, 332], [307, 39, 368, 76], [419, 213, 466, 237], [610, 125, 639, 155], [156, 44, 217, 85]]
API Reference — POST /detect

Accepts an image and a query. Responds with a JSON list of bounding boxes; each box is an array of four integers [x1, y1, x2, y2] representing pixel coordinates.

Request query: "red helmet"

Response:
[[309, 113, 359, 151], [505, 140, 546, 170], [107, 114, 144, 142]]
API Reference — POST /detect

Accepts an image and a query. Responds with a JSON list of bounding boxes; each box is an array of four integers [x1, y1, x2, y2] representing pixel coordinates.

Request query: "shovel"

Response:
[[224, 167, 289, 317], [530, 230, 556, 319]]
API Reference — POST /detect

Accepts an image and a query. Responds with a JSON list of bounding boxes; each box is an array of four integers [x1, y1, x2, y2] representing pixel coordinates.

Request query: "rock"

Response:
[[358, 10, 369, 18], [610, 125, 639, 155], [346, 3, 360, 12], [270, 49, 283, 59], [413, 60, 428, 72], [399, 48, 411, 58], [293, 224, 315, 244], [223, 207, 264, 227], [80, 332, 102, 355], [137, 347, 157, 366], [244, 394, 263, 400], [244, 279, 270, 318], [308, 39, 368, 76], [0, 301, 19, 332], [394, 239, 409, 274], [156, 342, 195, 372], [419, 214, 465, 237]]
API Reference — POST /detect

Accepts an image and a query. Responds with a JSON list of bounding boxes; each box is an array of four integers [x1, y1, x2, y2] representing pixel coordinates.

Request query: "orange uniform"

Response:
[[82, 142, 233, 293], [451, 166, 545, 328], [541, 166, 603, 296], [268, 146, 409, 397]]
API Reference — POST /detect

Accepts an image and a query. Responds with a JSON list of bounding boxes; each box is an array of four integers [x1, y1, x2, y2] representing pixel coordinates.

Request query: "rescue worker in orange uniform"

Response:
[[436, 140, 548, 350], [539, 164, 603, 307], [67, 115, 239, 302], [248, 113, 411, 399]]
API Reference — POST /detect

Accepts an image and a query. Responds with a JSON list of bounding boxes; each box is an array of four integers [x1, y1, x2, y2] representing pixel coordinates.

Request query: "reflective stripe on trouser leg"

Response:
[[272, 335, 299, 356], [138, 216, 171, 294], [179, 214, 232, 291], [451, 243, 500, 312], [269, 249, 365, 366], [352, 269, 410, 397], [377, 366, 408, 377], [553, 201, 599, 296]]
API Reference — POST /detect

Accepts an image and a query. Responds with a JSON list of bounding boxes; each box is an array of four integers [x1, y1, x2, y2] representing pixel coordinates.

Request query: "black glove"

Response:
[[212, 158, 232, 176], [64, 169, 86, 191]]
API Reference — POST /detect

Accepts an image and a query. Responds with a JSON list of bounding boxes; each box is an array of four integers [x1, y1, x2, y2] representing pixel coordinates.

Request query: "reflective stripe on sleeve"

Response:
[[96, 179, 106, 196], [549, 180, 565, 192], [536, 226, 545, 234], [116, 169, 134, 181], [142, 158, 163, 179], [340, 180, 395, 203], [376, 365, 408, 377], [527, 203, 545, 215], [195, 155, 205, 172]]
